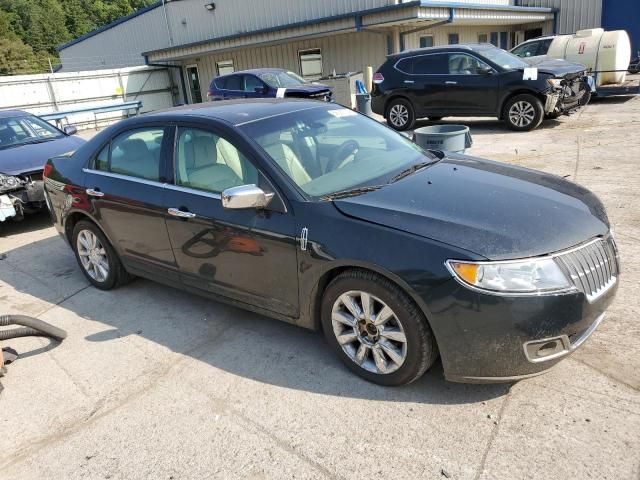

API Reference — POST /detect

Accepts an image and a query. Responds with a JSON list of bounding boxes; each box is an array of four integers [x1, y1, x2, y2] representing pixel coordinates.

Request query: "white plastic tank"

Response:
[[562, 29, 631, 86]]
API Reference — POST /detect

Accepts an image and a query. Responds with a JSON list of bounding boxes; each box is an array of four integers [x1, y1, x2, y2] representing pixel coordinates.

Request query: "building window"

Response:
[[419, 35, 434, 48], [478, 33, 488, 43], [448, 33, 459, 45], [216, 60, 234, 76], [298, 48, 322, 80]]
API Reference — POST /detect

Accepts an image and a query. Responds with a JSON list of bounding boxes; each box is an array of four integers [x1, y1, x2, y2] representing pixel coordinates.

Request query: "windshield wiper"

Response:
[[389, 161, 435, 183], [321, 185, 384, 200], [20, 138, 57, 145]]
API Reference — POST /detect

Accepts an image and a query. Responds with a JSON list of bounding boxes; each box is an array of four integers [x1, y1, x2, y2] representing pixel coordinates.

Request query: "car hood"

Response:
[[522, 58, 587, 78], [0, 135, 85, 176], [284, 83, 331, 94], [333, 155, 609, 260]]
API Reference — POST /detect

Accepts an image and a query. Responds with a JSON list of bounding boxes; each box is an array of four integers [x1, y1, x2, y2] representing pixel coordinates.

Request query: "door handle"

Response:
[[168, 207, 196, 219], [86, 188, 104, 197], [445, 81, 458, 85], [404, 80, 415, 84]]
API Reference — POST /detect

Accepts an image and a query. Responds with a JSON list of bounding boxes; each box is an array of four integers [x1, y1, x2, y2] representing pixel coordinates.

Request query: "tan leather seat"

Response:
[[261, 132, 311, 186]]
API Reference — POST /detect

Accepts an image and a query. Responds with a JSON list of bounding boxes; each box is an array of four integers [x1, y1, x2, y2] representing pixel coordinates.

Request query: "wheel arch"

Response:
[[498, 89, 546, 119], [384, 94, 414, 117], [64, 210, 114, 249], [308, 261, 435, 334]]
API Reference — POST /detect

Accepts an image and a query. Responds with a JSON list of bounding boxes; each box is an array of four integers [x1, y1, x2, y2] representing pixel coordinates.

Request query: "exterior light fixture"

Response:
[[205, 2, 215, 10]]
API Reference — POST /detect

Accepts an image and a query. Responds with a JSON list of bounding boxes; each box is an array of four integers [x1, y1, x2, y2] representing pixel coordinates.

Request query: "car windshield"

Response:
[[0, 115, 64, 150], [259, 71, 307, 88], [473, 47, 529, 70], [240, 106, 437, 198]]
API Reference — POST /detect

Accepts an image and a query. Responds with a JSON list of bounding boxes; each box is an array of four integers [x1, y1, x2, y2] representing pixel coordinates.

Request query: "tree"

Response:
[[0, 37, 39, 75], [63, 0, 95, 39]]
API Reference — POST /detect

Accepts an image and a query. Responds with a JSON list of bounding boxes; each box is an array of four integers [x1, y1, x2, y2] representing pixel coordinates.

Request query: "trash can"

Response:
[[355, 93, 373, 117], [413, 124, 473, 154]]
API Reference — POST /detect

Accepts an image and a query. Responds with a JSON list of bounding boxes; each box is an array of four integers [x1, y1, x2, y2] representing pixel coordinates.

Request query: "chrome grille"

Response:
[[555, 237, 619, 302]]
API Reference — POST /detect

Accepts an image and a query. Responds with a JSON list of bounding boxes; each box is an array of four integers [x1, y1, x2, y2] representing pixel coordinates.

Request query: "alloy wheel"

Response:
[[331, 290, 408, 374], [389, 104, 409, 128], [76, 229, 110, 283], [508, 101, 536, 128]]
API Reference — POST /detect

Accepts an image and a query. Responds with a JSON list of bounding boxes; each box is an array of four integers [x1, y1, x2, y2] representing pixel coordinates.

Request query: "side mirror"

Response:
[[254, 86, 267, 94], [221, 184, 274, 209], [63, 125, 78, 136], [477, 67, 494, 75]]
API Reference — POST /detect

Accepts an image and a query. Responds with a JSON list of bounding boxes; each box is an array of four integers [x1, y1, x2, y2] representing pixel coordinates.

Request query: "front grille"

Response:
[[555, 237, 619, 302]]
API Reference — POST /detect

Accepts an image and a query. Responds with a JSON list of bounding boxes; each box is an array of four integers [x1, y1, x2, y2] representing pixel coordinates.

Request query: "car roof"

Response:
[[387, 44, 495, 58], [0, 110, 30, 119], [218, 68, 287, 78], [144, 98, 333, 127]]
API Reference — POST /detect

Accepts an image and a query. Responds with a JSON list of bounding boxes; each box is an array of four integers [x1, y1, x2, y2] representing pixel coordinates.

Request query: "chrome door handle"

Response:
[[404, 80, 415, 84], [86, 188, 104, 197], [168, 208, 196, 218], [445, 81, 458, 85]]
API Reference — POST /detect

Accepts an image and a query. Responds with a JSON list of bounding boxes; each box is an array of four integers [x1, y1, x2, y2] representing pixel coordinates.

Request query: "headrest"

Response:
[[120, 139, 149, 158]]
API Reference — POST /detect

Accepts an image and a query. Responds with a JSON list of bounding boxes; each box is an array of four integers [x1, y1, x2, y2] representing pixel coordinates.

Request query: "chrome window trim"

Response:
[[164, 183, 221, 200], [393, 52, 496, 76], [82, 168, 164, 187]]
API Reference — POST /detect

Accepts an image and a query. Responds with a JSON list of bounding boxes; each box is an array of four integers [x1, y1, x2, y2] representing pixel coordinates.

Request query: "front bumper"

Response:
[[427, 277, 618, 383], [544, 76, 591, 115]]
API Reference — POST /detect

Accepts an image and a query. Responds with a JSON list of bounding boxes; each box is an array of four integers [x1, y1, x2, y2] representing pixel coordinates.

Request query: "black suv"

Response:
[[371, 44, 590, 131]]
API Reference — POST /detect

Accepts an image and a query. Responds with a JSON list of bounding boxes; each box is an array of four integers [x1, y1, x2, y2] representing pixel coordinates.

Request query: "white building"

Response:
[[58, 0, 604, 104]]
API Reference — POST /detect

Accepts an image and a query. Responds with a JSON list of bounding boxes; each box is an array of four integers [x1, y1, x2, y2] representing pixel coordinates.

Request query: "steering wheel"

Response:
[[327, 140, 359, 172]]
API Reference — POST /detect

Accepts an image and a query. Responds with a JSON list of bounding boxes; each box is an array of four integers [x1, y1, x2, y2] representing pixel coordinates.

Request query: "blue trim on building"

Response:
[[58, 1, 162, 51]]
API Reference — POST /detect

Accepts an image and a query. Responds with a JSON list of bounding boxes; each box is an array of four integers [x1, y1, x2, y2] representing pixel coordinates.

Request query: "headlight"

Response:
[[446, 257, 573, 295], [0, 174, 21, 193], [547, 78, 563, 89]]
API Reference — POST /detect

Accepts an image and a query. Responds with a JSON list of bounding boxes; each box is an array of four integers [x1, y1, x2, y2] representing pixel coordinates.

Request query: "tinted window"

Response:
[[512, 41, 540, 58], [94, 144, 109, 171], [225, 75, 243, 91], [109, 128, 165, 181], [448, 53, 491, 75], [244, 75, 264, 92], [538, 39, 552, 55], [214, 77, 227, 89], [412, 54, 448, 74], [175, 128, 258, 194], [395, 57, 413, 74]]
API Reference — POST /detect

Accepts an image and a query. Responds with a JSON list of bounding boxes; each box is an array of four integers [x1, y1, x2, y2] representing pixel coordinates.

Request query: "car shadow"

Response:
[[0, 222, 509, 406], [0, 211, 51, 238], [411, 116, 565, 138]]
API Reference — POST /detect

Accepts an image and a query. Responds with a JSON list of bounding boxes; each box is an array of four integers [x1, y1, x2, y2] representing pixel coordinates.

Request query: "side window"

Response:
[[244, 75, 264, 92], [448, 54, 491, 75], [538, 39, 552, 56], [395, 57, 413, 74], [513, 41, 539, 58], [214, 77, 227, 89], [225, 75, 243, 91], [175, 128, 259, 194], [412, 54, 448, 75], [94, 143, 109, 171], [109, 128, 165, 181]]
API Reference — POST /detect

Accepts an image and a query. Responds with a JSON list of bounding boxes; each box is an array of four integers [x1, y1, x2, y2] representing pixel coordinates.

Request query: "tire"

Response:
[[385, 98, 416, 131], [503, 94, 544, 131], [72, 220, 131, 290], [321, 269, 438, 386], [428, 116, 443, 121]]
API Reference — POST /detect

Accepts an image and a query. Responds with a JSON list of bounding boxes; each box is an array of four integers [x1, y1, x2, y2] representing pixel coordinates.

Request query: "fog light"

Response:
[[523, 335, 570, 363]]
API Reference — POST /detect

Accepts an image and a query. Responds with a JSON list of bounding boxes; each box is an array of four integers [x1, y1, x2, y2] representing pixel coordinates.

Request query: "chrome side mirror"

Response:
[[221, 184, 274, 209], [63, 125, 78, 136]]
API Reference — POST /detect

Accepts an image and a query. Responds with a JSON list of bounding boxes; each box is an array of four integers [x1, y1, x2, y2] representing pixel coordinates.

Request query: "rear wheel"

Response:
[[72, 220, 131, 290], [503, 94, 544, 131], [385, 98, 415, 131], [321, 269, 437, 386]]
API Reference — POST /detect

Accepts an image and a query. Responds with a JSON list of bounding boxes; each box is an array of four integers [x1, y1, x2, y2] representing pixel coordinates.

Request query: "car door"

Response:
[[162, 123, 300, 317], [242, 74, 269, 98], [400, 53, 450, 115], [83, 124, 178, 280], [444, 53, 499, 114], [221, 74, 245, 99]]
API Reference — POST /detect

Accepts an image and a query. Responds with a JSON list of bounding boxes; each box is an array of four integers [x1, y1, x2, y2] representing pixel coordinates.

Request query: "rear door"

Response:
[[162, 123, 300, 317], [220, 74, 245, 99], [400, 53, 450, 115], [83, 124, 178, 280], [444, 53, 499, 114]]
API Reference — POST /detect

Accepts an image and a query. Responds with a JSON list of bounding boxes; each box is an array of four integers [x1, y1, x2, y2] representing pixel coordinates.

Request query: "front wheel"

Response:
[[503, 94, 544, 131], [321, 269, 438, 386], [385, 98, 415, 131]]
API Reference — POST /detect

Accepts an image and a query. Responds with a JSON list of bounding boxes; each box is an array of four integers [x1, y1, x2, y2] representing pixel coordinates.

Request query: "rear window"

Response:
[[412, 54, 448, 74]]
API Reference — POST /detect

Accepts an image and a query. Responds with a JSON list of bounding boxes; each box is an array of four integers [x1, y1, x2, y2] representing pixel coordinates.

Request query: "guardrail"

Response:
[[40, 101, 143, 130]]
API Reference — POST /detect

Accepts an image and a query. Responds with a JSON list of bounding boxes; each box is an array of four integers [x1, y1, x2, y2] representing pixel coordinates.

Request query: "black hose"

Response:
[[0, 315, 67, 341]]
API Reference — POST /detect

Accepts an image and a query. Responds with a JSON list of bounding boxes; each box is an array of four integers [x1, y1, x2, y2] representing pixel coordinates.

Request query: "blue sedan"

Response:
[[0, 110, 85, 222], [207, 68, 332, 102]]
